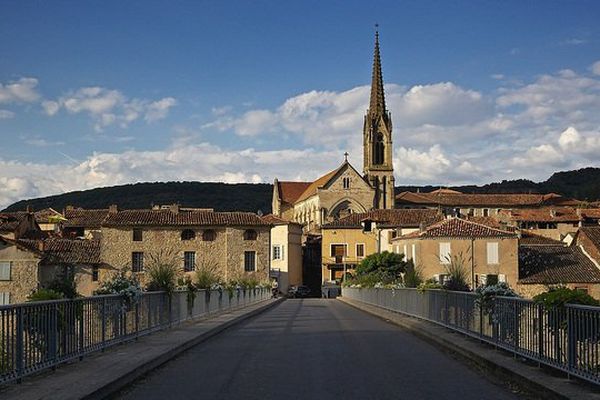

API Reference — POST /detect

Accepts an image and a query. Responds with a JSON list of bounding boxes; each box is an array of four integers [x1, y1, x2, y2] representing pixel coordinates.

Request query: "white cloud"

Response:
[[592, 60, 600, 76], [45, 87, 176, 131], [0, 110, 15, 119], [0, 77, 40, 104]]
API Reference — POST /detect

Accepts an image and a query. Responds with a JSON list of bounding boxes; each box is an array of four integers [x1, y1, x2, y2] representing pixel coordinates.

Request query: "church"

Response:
[[271, 30, 395, 234]]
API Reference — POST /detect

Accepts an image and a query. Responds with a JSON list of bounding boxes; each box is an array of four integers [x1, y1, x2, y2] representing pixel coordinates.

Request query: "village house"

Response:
[[392, 218, 520, 288], [62, 206, 111, 239], [99, 205, 271, 285], [261, 214, 303, 293], [497, 207, 582, 241], [0, 237, 104, 304], [320, 209, 442, 283]]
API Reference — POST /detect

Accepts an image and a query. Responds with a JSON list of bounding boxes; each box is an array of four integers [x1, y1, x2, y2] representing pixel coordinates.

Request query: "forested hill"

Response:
[[4, 167, 600, 213]]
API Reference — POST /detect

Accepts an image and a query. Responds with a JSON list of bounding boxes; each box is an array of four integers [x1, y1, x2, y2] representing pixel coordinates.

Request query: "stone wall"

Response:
[[0, 243, 40, 304]]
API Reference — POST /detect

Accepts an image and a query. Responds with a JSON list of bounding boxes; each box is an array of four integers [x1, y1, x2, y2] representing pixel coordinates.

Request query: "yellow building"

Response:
[[262, 214, 303, 293], [320, 209, 442, 283], [392, 218, 519, 289]]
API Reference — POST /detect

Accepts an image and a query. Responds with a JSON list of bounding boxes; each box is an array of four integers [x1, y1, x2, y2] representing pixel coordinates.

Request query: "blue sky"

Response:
[[1, 0, 600, 207]]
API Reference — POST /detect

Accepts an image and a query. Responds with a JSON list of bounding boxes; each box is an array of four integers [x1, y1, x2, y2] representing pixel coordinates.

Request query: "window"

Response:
[[244, 251, 256, 272], [356, 243, 365, 258], [439, 242, 451, 264], [435, 274, 449, 285], [374, 133, 385, 165], [468, 208, 475, 217], [487, 242, 499, 265], [184, 251, 196, 272], [343, 177, 350, 189], [202, 229, 216, 241], [181, 229, 196, 241], [272, 245, 282, 260], [483, 208, 489, 217], [92, 266, 99, 282], [0, 292, 9, 305], [243, 230, 257, 240], [362, 220, 372, 232], [133, 229, 143, 242], [330, 244, 347, 257], [132, 252, 144, 272], [0, 262, 11, 281]]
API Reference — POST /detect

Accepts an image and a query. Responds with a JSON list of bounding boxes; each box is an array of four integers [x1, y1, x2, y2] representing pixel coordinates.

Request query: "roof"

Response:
[[0, 212, 30, 233], [0, 236, 43, 256], [102, 209, 270, 227], [260, 214, 300, 226], [1, 237, 100, 264], [578, 226, 600, 253], [322, 209, 443, 229], [463, 216, 506, 230], [63, 209, 110, 228], [519, 245, 600, 284], [395, 191, 572, 208], [580, 208, 600, 220], [502, 207, 581, 223], [295, 167, 341, 203], [399, 217, 517, 239], [34, 208, 66, 224], [519, 232, 565, 246], [277, 181, 311, 204]]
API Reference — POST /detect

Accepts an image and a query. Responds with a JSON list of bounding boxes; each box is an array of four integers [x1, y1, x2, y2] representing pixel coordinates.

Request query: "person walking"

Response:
[[271, 279, 279, 298]]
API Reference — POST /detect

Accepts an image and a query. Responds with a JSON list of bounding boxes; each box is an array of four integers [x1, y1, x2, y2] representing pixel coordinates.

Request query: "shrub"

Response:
[[533, 286, 599, 309], [45, 277, 79, 299], [95, 270, 142, 304], [442, 252, 471, 292], [355, 251, 406, 283], [28, 288, 64, 302], [403, 261, 423, 288], [195, 267, 221, 290], [417, 279, 443, 292], [475, 282, 519, 315], [145, 250, 179, 294]]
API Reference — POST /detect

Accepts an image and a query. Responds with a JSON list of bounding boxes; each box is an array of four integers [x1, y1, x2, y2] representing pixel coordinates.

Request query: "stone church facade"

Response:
[[271, 31, 395, 233]]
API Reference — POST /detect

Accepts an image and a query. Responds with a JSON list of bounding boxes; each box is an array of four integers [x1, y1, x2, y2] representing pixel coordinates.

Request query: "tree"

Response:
[[355, 251, 407, 284]]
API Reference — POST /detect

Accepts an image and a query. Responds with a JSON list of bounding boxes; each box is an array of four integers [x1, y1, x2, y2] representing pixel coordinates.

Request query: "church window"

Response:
[[374, 133, 385, 165], [343, 177, 350, 189]]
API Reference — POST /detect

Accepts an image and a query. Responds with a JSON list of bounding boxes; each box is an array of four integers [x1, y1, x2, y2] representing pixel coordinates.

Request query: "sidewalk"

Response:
[[0, 298, 283, 400], [338, 297, 600, 400]]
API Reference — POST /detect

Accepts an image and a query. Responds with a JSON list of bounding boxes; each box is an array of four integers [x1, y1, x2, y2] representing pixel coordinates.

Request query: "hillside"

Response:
[[4, 168, 600, 213]]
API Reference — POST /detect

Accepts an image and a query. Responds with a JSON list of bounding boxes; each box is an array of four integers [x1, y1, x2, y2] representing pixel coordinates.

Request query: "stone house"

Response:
[[261, 214, 303, 293], [100, 205, 271, 285], [62, 206, 111, 239], [392, 218, 519, 289], [0, 237, 104, 304], [320, 209, 442, 283], [497, 207, 581, 241], [518, 232, 600, 299]]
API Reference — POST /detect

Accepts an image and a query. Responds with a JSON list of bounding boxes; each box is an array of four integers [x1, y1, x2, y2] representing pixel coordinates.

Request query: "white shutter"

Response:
[[0, 262, 11, 281], [439, 243, 451, 264], [281, 245, 285, 260], [433, 274, 440, 283], [498, 274, 506, 283], [479, 274, 487, 286], [403, 245, 408, 261], [411, 244, 417, 264], [0, 292, 9, 305], [487, 242, 499, 265]]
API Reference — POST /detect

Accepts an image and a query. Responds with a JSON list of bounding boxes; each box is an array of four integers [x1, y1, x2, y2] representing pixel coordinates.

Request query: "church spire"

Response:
[[369, 27, 386, 115]]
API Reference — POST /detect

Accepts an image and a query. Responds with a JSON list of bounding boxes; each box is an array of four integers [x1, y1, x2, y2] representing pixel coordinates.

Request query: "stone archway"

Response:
[[327, 197, 368, 221]]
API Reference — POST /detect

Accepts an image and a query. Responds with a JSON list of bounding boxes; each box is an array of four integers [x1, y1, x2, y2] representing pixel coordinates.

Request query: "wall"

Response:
[[100, 225, 270, 285], [321, 227, 378, 282], [0, 243, 40, 304], [269, 223, 303, 292], [392, 236, 519, 289]]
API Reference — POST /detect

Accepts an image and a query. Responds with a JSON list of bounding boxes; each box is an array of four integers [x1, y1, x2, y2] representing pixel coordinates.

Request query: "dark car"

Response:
[[288, 285, 311, 298]]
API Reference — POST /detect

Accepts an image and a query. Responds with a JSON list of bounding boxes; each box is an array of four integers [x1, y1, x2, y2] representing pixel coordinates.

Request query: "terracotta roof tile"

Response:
[[395, 191, 573, 207], [295, 168, 340, 203], [399, 217, 517, 239], [260, 214, 298, 225], [277, 181, 311, 204], [503, 207, 581, 223], [578, 226, 600, 254], [34, 208, 65, 224], [63, 209, 110, 228], [519, 245, 600, 284], [519, 232, 565, 246], [103, 209, 269, 227], [580, 208, 600, 219], [323, 209, 443, 229], [17, 238, 101, 264]]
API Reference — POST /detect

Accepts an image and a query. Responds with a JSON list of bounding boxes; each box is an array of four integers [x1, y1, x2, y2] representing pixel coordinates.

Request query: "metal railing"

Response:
[[342, 287, 600, 386], [0, 288, 270, 385]]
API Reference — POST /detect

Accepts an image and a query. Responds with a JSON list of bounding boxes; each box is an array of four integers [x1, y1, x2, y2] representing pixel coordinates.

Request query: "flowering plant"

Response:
[[95, 271, 142, 306]]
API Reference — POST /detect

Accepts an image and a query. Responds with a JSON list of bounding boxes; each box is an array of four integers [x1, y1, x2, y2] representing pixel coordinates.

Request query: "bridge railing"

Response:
[[0, 288, 270, 385], [342, 287, 600, 386]]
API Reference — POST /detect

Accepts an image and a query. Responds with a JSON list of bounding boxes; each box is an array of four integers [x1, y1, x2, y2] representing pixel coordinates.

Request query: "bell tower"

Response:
[[363, 28, 395, 209]]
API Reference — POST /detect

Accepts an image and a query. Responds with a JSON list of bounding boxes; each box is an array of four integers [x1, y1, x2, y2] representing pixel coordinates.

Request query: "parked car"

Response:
[[288, 285, 311, 298]]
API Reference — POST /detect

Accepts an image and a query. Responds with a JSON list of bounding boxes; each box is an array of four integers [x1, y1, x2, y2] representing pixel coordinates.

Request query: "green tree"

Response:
[[355, 251, 407, 284]]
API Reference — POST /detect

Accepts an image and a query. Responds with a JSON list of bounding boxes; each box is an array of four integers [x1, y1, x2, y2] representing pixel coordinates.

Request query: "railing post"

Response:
[[101, 297, 106, 351], [15, 307, 23, 382], [513, 298, 519, 357], [79, 301, 84, 360], [49, 303, 58, 366], [168, 294, 173, 328], [566, 306, 576, 373], [479, 299, 483, 340], [135, 301, 140, 340], [537, 304, 544, 363]]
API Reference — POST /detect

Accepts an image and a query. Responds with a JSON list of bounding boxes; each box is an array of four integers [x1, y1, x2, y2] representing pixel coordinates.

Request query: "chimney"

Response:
[[169, 203, 180, 214], [109, 204, 118, 214]]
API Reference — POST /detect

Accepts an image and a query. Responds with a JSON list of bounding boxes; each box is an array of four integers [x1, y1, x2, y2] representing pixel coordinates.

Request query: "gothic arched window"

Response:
[[374, 133, 385, 165]]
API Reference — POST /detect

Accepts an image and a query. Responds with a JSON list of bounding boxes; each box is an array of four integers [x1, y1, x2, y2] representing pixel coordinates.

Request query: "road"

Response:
[[116, 299, 522, 400]]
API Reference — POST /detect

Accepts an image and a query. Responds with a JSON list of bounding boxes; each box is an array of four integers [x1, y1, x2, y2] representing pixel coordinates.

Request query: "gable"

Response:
[[322, 163, 372, 192]]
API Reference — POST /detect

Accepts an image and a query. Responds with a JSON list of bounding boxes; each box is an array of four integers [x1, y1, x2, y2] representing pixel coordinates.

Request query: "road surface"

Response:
[[116, 299, 522, 400]]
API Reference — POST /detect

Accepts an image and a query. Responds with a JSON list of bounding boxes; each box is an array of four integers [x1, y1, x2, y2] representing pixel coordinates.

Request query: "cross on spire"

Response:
[[344, 152, 349, 162]]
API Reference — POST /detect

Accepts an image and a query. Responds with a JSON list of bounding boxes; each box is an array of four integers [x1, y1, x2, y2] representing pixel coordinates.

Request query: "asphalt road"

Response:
[[116, 299, 522, 400]]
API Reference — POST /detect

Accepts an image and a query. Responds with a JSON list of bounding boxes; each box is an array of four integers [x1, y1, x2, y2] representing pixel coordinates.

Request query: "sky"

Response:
[[1, 0, 600, 208]]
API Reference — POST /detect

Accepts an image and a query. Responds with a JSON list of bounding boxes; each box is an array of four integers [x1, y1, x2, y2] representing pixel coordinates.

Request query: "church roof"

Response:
[[295, 167, 342, 203], [277, 181, 312, 204]]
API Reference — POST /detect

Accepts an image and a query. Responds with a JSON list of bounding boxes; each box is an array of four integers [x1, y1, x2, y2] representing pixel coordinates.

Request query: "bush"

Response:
[[475, 282, 519, 314], [195, 267, 221, 290], [145, 250, 179, 294], [95, 270, 142, 304], [355, 251, 406, 282], [417, 279, 443, 292], [442, 252, 471, 292], [403, 261, 423, 288], [45, 278, 79, 299], [28, 288, 64, 302], [533, 287, 599, 309]]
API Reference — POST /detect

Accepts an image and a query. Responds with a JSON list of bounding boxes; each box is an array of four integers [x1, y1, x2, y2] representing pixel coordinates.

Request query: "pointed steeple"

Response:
[[369, 27, 386, 115]]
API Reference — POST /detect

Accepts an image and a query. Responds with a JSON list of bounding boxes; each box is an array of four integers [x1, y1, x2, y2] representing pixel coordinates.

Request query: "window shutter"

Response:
[[411, 244, 417, 264], [281, 245, 285, 260], [0, 262, 11, 281], [480, 274, 487, 286], [403, 245, 408, 262], [487, 242, 499, 265], [498, 274, 506, 283], [433, 274, 440, 283], [0, 292, 9, 305], [439, 243, 451, 264]]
